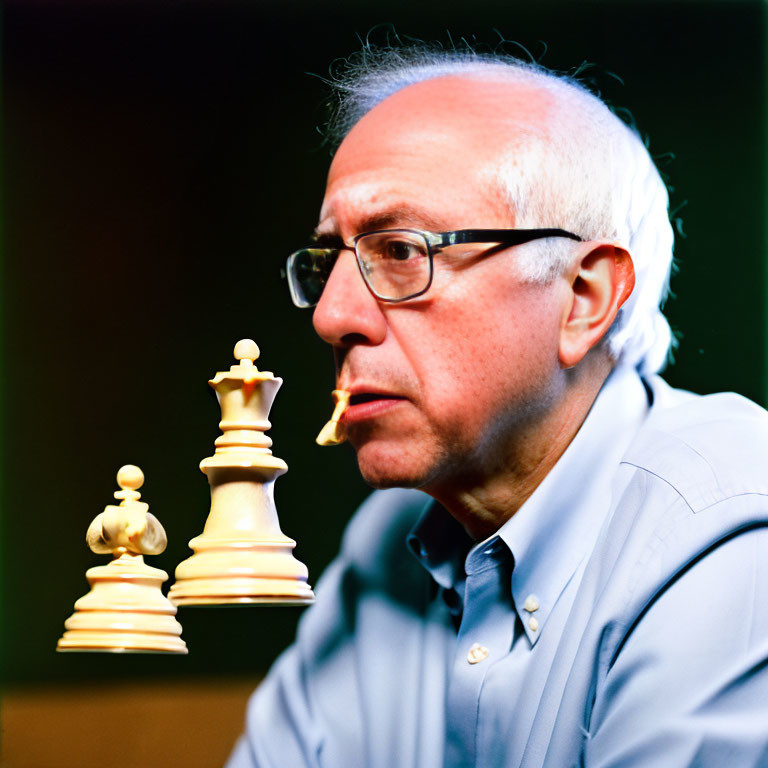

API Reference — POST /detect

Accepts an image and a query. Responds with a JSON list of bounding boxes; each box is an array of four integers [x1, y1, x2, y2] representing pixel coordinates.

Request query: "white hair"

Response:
[[323, 45, 676, 375]]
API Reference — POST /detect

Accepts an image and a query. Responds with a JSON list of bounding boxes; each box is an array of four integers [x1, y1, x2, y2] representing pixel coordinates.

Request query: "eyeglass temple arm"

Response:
[[431, 229, 583, 247]]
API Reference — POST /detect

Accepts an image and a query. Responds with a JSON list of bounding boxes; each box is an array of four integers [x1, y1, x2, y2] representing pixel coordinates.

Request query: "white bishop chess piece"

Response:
[[57, 464, 187, 654]]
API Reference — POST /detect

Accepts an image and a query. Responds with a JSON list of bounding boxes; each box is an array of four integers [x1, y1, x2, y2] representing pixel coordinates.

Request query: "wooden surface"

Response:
[[1, 677, 262, 768]]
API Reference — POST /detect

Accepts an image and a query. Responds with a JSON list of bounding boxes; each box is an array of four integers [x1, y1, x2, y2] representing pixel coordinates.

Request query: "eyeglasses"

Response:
[[284, 227, 583, 308]]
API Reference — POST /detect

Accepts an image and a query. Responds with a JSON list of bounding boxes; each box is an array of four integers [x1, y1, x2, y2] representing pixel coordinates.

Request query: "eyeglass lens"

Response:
[[288, 248, 336, 307], [288, 231, 432, 307], [355, 231, 431, 301]]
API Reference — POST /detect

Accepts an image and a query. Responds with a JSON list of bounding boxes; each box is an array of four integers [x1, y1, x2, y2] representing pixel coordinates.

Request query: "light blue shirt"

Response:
[[227, 366, 768, 767]]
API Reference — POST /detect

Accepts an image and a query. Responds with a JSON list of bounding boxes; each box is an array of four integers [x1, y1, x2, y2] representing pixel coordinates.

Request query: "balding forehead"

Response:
[[328, 74, 557, 186], [345, 73, 554, 143], [321, 72, 591, 241]]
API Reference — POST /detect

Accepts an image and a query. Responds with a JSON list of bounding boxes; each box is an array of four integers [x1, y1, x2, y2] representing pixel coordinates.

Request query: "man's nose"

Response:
[[312, 251, 387, 347]]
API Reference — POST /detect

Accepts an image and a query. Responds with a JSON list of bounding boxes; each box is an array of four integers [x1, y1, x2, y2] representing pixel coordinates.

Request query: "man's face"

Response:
[[312, 75, 572, 493]]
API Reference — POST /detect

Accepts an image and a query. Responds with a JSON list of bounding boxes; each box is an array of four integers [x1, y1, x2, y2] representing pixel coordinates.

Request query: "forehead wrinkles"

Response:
[[319, 180, 387, 229], [319, 176, 462, 236]]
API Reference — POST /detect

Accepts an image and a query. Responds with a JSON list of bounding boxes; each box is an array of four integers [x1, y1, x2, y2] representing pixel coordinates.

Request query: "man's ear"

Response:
[[558, 243, 635, 369]]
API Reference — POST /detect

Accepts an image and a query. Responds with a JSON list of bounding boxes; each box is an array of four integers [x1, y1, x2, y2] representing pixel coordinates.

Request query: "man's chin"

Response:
[[352, 438, 436, 490]]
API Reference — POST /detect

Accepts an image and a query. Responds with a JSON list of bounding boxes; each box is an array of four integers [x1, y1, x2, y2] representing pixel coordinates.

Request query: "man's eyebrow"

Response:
[[312, 205, 448, 243], [357, 205, 447, 233]]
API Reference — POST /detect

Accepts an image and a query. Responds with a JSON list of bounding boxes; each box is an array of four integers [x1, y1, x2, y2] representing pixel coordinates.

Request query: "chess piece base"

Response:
[[169, 571, 315, 606], [171, 595, 315, 607], [170, 546, 316, 606], [57, 629, 188, 654], [57, 552, 187, 654]]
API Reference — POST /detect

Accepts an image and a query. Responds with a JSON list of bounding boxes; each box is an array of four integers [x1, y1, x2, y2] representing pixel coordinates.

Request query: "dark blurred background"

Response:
[[2, 0, 765, 765]]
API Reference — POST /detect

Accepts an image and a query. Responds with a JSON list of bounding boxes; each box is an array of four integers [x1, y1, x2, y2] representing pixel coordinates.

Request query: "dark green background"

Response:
[[3, 0, 765, 685]]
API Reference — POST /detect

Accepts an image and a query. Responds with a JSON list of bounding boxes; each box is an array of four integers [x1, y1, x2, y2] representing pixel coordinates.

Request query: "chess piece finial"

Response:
[[57, 465, 187, 654], [233, 338, 259, 363], [316, 389, 350, 446], [168, 339, 314, 606], [113, 464, 143, 501]]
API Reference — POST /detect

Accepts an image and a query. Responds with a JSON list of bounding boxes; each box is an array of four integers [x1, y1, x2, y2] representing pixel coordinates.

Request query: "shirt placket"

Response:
[[444, 540, 516, 768]]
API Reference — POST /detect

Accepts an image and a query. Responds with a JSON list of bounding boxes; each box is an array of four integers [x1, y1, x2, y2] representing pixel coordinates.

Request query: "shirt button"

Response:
[[467, 643, 490, 664], [524, 595, 539, 613], [529, 617, 540, 632]]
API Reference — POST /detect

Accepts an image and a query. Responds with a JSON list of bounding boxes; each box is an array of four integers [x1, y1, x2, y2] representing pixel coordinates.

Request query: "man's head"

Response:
[[303, 48, 673, 497]]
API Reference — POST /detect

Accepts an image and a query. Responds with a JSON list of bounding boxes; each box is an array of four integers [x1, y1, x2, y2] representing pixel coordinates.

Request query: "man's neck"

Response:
[[426, 363, 611, 541]]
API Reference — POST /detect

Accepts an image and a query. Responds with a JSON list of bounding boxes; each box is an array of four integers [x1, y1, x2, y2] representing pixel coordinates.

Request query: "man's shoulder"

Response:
[[583, 376, 768, 651], [556, 379, 768, 742], [622, 376, 768, 512], [590, 376, 768, 618]]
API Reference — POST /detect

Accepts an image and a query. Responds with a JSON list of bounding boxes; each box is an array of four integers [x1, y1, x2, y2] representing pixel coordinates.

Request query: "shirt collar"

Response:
[[407, 500, 471, 591], [408, 364, 649, 644]]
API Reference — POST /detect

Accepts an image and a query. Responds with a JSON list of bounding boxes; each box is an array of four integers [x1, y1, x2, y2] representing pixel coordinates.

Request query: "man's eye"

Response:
[[383, 240, 423, 261]]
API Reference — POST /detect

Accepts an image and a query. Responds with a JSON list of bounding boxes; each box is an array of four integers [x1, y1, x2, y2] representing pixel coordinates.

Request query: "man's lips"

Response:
[[348, 392, 402, 405], [340, 390, 408, 423]]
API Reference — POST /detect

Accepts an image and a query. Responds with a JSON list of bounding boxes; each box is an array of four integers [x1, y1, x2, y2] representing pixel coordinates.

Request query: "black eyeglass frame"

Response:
[[284, 227, 583, 308]]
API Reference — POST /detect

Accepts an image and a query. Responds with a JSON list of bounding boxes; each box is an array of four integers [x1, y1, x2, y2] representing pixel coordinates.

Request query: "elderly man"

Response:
[[228, 47, 768, 767]]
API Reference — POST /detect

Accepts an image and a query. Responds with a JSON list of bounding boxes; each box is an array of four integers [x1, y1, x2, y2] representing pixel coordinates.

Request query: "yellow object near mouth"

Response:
[[316, 389, 351, 446]]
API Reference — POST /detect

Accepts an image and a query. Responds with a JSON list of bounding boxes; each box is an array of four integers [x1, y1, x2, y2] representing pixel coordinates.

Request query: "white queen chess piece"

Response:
[[169, 339, 315, 606]]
